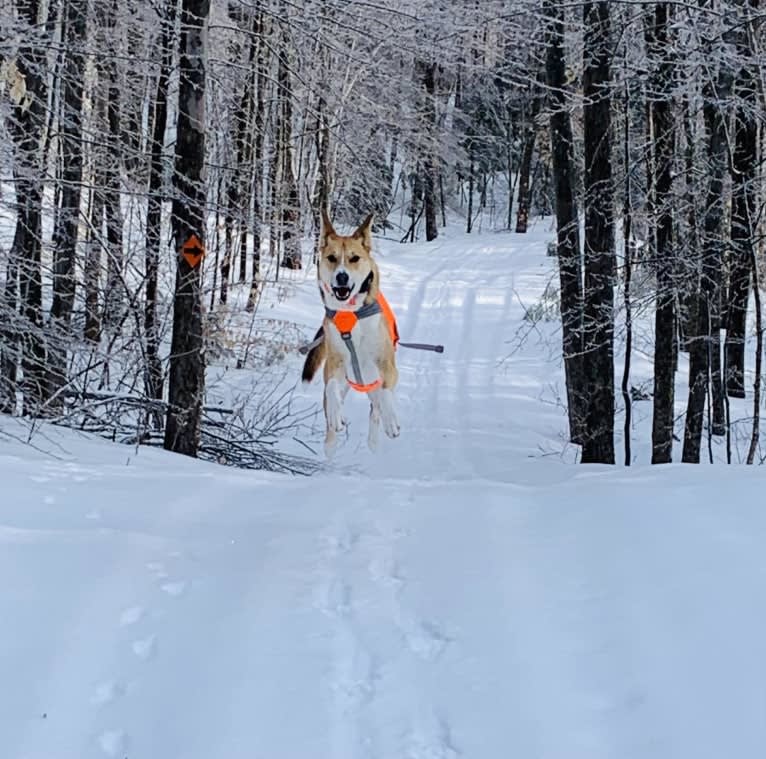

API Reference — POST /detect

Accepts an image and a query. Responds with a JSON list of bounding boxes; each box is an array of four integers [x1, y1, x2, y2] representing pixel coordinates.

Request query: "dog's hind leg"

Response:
[[377, 354, 400, 441], [379, 388, 400, 439], [367, 394, 381, 451]]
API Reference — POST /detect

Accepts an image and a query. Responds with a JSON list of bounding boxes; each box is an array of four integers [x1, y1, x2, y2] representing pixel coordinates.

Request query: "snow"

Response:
[[3, 220, 766, 759]]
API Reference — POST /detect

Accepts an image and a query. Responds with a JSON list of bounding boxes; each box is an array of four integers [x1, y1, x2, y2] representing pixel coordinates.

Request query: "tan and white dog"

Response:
[[302, 210, 400, 456]]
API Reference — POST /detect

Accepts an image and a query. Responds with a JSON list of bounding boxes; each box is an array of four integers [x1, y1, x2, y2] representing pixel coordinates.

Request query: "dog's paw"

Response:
[[379, 390, 400, 439], [325, 430, 338, 458], [328, 409, 346, 433], [383, 414, 400, 439], [325, 386, 346, 433]]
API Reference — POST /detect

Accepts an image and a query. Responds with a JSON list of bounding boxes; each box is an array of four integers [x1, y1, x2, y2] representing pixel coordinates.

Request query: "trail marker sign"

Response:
[[182, 234, 205, 268]]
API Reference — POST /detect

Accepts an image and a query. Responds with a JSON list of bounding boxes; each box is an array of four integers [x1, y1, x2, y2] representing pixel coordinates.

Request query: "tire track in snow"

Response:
[[400, 257, 453, 340]]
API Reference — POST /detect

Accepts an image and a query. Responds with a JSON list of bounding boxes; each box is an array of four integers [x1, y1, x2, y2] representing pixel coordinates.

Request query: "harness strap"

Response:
[[340, 331, 366, 388], [325, 299, 384, 392]]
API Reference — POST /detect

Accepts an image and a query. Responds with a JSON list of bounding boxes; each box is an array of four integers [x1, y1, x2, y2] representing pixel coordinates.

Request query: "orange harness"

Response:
[[326, 293, 399, 393]]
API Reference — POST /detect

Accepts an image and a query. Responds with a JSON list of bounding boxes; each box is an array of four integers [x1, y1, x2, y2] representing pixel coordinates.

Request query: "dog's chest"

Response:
[[327, 313, 384, 384]]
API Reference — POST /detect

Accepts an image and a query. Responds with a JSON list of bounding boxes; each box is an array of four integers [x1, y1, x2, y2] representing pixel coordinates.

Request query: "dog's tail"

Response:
[[301, 325, 326, 383]]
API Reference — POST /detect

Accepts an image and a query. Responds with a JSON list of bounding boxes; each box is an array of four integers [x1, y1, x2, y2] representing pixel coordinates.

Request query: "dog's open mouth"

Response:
[[332, 286, 353, 301]]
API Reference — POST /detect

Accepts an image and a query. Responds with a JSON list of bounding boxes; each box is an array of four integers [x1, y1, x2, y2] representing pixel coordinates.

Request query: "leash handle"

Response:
[[398, 341, 444, 353], [298, 335, 324, 355]]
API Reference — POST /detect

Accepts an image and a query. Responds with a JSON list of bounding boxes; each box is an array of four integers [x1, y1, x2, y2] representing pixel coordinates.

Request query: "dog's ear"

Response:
[[320, 206, 336, 244], [353, 212, 374, 251], [364, 258, 380, 303]]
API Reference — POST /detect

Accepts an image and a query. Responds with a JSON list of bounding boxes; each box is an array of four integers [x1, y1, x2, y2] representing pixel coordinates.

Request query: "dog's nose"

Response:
[[335, 270, 349, 286]]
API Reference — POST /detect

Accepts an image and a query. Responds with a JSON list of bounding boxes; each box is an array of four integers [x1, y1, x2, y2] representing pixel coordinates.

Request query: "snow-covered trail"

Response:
[[3, 229, 766, 759], [326, 229, 566, 481]]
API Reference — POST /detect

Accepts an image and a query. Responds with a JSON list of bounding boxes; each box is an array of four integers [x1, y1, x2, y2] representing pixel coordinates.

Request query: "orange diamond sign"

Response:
[[181, 234, 205, 268]]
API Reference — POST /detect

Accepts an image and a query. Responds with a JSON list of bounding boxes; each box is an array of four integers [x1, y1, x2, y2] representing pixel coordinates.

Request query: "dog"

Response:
[[302, 209, 400, 456]]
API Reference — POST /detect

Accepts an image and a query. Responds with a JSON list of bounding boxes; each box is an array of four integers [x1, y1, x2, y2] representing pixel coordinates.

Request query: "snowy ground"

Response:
[[3, 222, 766, 759]]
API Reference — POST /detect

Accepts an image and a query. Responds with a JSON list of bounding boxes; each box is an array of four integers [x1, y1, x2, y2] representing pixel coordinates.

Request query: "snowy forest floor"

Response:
[[2, 219, 766, 759]]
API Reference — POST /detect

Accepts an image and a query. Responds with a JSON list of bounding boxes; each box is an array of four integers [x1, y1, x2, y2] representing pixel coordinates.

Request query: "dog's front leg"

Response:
[[324, 374, 347, 458]]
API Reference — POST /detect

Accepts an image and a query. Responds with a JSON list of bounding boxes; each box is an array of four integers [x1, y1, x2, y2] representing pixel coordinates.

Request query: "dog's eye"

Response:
[[349, 255, 360, 264], [327, 254, 337, 264]]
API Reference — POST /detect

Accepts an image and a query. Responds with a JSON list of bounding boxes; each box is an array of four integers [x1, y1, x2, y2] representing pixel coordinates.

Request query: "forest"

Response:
[[1, 0, 764, 467]]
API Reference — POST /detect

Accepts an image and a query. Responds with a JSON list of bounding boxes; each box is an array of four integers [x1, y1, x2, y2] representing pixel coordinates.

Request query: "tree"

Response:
[[580, 1, 615, 464], [100, 0, 125, 334], [246, 10, 268, 312], [647, 3, 677, 464], [515, 74, 543, 235], [145, 0, 177, 405], [3, 0, 52, 414], [419, 59, 439, 242], [48, 0, 88, 409], [164, 0, 209, 456], [682, 16, 733, 462], [725, 3, 757, 400], [544, 0, 585, 445]]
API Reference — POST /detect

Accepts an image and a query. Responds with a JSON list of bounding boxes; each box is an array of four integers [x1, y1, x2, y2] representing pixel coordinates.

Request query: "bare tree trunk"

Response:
[[1, 251, 18, 413], [0, 0, 54, 412], [164, 0, 209, 456], [683, 34, 732, 461], [48, 0, 88, 409], [421, 60, 438, 242], [84, 164, 105, 343], [505, 115, 516, 231], [311, 93, 331, 255], [277, 19, 301, 270], [145, 0, 176, 406], [439, 172, 447, 228], [9, 0, 49, 414], [121, 0, 144, 174], [466, 156, 475, 234], [679, 94, 700, 352], [580, 1, 615, 464], [246, 11, 266, 312], [515, 113, 540, 234], [232, 21, 257, 284], [268, 31, 283, 270], [102, 0, 124, 333], [220, 172, 232, 305], [648, 3, 677, 464], [514, 133, 535, 234], [545, 0, 585, 445], [621, 64, 633, 466], [746, 202, 762, 465], [726, 17, 757, 400]]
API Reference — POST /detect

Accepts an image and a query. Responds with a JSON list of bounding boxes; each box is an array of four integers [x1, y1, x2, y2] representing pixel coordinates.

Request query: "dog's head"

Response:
[[318, 210, 378, 309]]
